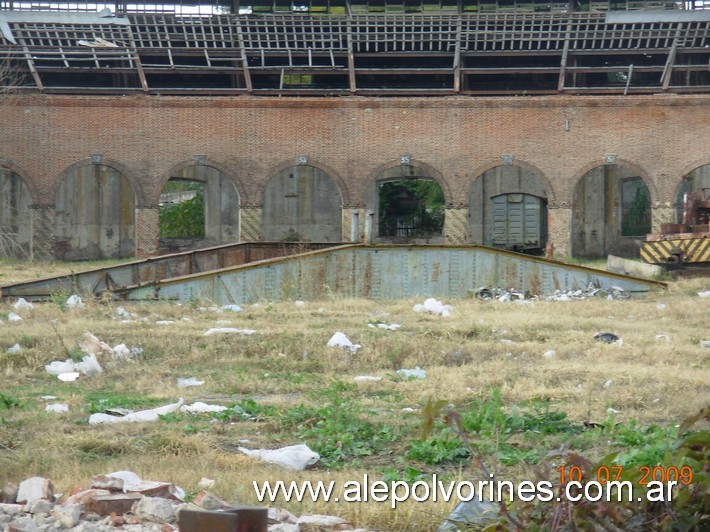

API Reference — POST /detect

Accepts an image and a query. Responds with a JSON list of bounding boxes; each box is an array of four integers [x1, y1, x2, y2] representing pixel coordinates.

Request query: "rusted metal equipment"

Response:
[[0, 241, 345, 301], [178, 506, 267, 532], [116, 244, 665, 303], [641, 189, 710, 268]]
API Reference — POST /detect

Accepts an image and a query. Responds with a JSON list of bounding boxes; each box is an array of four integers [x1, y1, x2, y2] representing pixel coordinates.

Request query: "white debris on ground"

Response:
[[472, 283, 632, 302], [80, 332, 142, 361], [698, 290, 710, 298], [413, 298, 452, 316], [327, 332, 361, 352], [180, 402, 227, 414], [543, 350, 556, 359], [655, 334, 671, 342], [116, 306, 136, 319], [44, 403, 69, 413], [203, 327, 256, 336], [12, 298, 34, 311], [354, 375, 383, 382], [221, 304, 243, 312], [176, 377, 204, 388], [396, 366, 427, 380], [155, 320, 175, 325], [367, 322, 401, 331], [7, 312, 22, 322], [89, 398, 185, 425], [238, 443, 320, 471], [45, 354, 103, 381], [65, 295, 85, 309], [6, 343, 21, 354]]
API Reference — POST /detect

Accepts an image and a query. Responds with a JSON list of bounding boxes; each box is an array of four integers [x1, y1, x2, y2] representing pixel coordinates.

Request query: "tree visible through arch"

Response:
[[378, 179, 445, 239]]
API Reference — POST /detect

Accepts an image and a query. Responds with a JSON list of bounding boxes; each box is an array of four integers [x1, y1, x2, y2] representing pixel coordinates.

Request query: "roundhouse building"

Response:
[[1, 0, 709, 260]]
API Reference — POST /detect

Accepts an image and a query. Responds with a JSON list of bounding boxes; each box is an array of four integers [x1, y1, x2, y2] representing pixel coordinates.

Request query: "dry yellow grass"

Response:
[[0, 258, 708, 530]]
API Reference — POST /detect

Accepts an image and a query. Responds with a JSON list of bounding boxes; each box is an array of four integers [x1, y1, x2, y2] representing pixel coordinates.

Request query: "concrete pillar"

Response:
[[547, 207, 569, 257], [135, 207, 159, 258], [350, 210, 360, 242], [30, 205, 55, 261], [240, 207, 263, 242], [444, 208, 467, 245], [364, 211, 374, 244]]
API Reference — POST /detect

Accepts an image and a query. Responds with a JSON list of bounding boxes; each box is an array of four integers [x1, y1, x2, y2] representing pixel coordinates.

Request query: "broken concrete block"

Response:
[[192, 491, 233, 511], [6, 514, 39, 532], [132, 496, 178, 524], [269, 523, 299, 532], [82, 492, 144, 516], [24, 498, 54, 515], [51, 502, 82, 528], [268, 507, 298, 525], [91, 474, 125, 492], [1, 483, 19, 503], [0, 503, 23, 516], [16, 477, 54, 504]]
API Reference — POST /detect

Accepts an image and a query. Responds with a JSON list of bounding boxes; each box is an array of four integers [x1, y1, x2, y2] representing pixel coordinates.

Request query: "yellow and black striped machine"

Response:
[[641, 190, 710, 267]]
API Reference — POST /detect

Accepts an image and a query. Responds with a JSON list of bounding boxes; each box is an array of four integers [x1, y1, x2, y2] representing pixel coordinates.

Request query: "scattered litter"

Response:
[[656, 303, 666, 310], [543, 350, 556, 359], [354, 375, 382, 382], [45, 355, 102, 378], [238, 443, 320, 471], [698, 291, 710, 299], [89, 398, 184, 425], [6, 343, 21, 354], [326, 332, 361, 353], [221, 304, 242, 312], [700, 340, 710, 349], [45, 403, 69, 413], [7, 312, 22, 322], [402, 407, 415, 412], [40, 395, 57, 400], [203, 328, 256, 336], [397, 366, 427, 380], [603, 379, 613, 388], [543, 283, 630, 302], [413, 298, 452, 317], [155, 320, 174, 325], [368, 322, 401, 331], [198, 478, 215, 489], [181, 402, 227, 414], [177, 377, 204, 388], [294, 300, 306, 308], [607, 407, 619, 414], [65, 295, 84, 309], [594, 332, 622, 345], [13, 298, 34, 310], [500, 339, 514, 344], [655, 334, 671, 342]]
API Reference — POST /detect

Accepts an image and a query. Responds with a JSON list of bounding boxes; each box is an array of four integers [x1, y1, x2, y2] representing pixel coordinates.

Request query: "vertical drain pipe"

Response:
[[351, 210, 359, 242]]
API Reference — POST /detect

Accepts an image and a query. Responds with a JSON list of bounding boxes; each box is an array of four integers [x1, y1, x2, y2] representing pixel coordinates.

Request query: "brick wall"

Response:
[[2, 94, 709, 257]]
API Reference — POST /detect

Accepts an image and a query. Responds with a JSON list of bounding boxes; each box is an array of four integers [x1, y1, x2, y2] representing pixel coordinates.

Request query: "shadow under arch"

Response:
[[54, 157, 138, 260], [160, 160, 241, 251], [366, 160, 449, 244], [262, 161, 344, 242], [0, 160, 34, 258], [467, 160, 551, 253], [570, 159, 654, 259]]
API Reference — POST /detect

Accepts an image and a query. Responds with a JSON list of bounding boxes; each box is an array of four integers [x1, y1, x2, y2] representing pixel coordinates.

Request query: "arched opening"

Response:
[[0, 167, 32, 259], [674, 164, 710, 224], [262, 165, 342, 242], [571, 164, 651, 259], [377, 179, 445, 241], [468, 165, 548, 254], [55, 164, 135, 260], [159, 165, 240, 253]]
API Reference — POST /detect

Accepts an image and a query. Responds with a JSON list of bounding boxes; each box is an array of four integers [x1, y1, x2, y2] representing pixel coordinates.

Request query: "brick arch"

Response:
[[57, 157, 145, 207], [369, 159, 452, 207], [262, 158, 349, 207], [468, 159, 556, 206], [570, 158, 658, 206], [0, 158, 38, 205], [165, 158, 250, 207]]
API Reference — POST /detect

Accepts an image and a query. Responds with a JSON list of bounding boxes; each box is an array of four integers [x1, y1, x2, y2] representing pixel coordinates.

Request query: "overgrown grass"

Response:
[[0, 260, 708, 530]]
